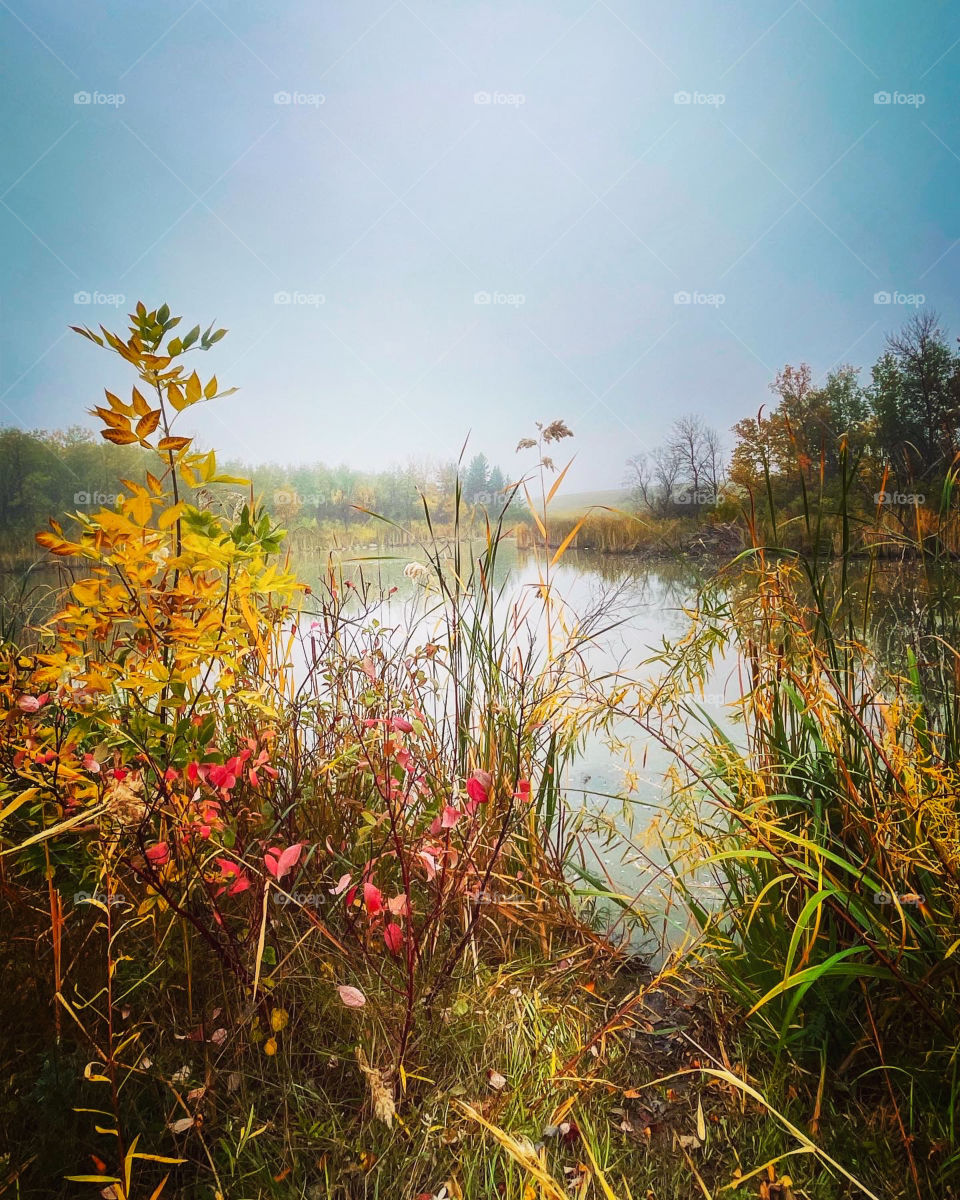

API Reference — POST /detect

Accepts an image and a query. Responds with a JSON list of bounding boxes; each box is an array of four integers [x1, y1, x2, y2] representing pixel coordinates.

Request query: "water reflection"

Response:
[[5, 545, 947, 952]]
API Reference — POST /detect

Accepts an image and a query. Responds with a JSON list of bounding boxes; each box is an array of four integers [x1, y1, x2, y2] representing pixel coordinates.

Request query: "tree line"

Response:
[[625, 310, 960, 520], [0, 425, 515, 550]]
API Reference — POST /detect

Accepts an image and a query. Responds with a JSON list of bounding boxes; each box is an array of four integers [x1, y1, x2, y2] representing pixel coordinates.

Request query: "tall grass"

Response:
[[0, 425, 646, 1198], [631, 445, 960, 1196], [514, 510, 692, 555]]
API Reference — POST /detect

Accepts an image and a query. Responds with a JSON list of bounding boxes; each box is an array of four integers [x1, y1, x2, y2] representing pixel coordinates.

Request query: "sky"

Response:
[[1, 0, 959, 490]]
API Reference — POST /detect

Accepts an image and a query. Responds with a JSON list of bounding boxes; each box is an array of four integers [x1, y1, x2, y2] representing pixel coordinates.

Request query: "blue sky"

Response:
[[2, 0, 958, 488]]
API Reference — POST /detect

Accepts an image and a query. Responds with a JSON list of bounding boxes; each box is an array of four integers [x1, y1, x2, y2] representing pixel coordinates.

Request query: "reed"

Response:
[[628, 442, 960, 1197]]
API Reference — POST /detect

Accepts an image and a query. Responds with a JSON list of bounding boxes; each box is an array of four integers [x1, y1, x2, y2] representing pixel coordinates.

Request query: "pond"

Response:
[[1, 543, 934, 955], [288, 542, 744, 953]]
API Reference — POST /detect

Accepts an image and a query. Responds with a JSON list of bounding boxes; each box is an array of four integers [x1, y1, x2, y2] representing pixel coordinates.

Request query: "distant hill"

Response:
[[543, 488, 632, 517]]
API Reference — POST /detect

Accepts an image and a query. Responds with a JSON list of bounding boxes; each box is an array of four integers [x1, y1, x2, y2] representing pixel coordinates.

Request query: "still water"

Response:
[[0, 545, 745, 950], [290, 543, 745, 950]]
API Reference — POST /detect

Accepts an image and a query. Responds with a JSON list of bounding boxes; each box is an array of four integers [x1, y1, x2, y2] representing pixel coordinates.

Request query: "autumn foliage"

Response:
[[0, 306, 583, 1198]]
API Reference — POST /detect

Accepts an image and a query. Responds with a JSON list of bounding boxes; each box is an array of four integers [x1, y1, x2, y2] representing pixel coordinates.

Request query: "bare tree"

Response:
[[624, 416, 727, 517], [651, 444, 683, 513], [702, 425, 725, 498], [624, 453, 653, 511], [666, 415, 725, 512]]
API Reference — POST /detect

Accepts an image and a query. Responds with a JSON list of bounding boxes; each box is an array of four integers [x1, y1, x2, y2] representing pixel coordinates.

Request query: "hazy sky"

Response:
[[2, 1, 959, 489]]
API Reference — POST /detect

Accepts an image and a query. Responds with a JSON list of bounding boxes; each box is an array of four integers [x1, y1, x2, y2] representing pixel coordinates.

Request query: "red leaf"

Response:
[[383, 923, 403, 954], [266, 843, 303, 881], [466, 777, 489, 805]]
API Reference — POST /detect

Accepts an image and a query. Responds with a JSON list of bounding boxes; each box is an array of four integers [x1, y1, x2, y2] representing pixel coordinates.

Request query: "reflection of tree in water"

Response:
[[868, 564, 960, 730], [718, 556, 960, 738], [539, 548, 707, 594], [0, 561, 74, 646]]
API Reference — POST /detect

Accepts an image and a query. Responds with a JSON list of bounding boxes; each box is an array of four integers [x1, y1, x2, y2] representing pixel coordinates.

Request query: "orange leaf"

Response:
[[102, 428, 139, 446], [522, 483, 547, 538], [36, 532, 79, 556], [93, 407, 131, 432], [104, 389, 129, 414], [136, 410, 161, 438], [549, 514, 587, 567], [157, 436, 191, 452], [545, 456, 575, 506]]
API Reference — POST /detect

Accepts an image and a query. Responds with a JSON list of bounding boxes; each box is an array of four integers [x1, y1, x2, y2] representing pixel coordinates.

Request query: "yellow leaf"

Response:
[[522, 483, 547, 538], [167, 383, 188, 412], [0, 787, 39, 824], [124, 489, 154, 527], [204, 375, 217, 399], [131, 387, 151, 416], [146, 1174, 171, 1200], [549, 514, 587, 567], [72, 578, 101, 605], [158, 502, 186, 530], [545, 456, 575, 506], [158, 436, 191, 452], [104, 389, 130, 414], [185, 371, 202, 405]]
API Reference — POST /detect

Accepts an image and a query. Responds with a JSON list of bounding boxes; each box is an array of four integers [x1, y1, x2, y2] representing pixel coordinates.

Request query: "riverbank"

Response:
[[3, 310, 959, 1199]]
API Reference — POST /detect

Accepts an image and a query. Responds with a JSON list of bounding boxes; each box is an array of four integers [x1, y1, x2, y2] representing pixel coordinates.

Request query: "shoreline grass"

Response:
[[2, 307, 958, 1199]]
